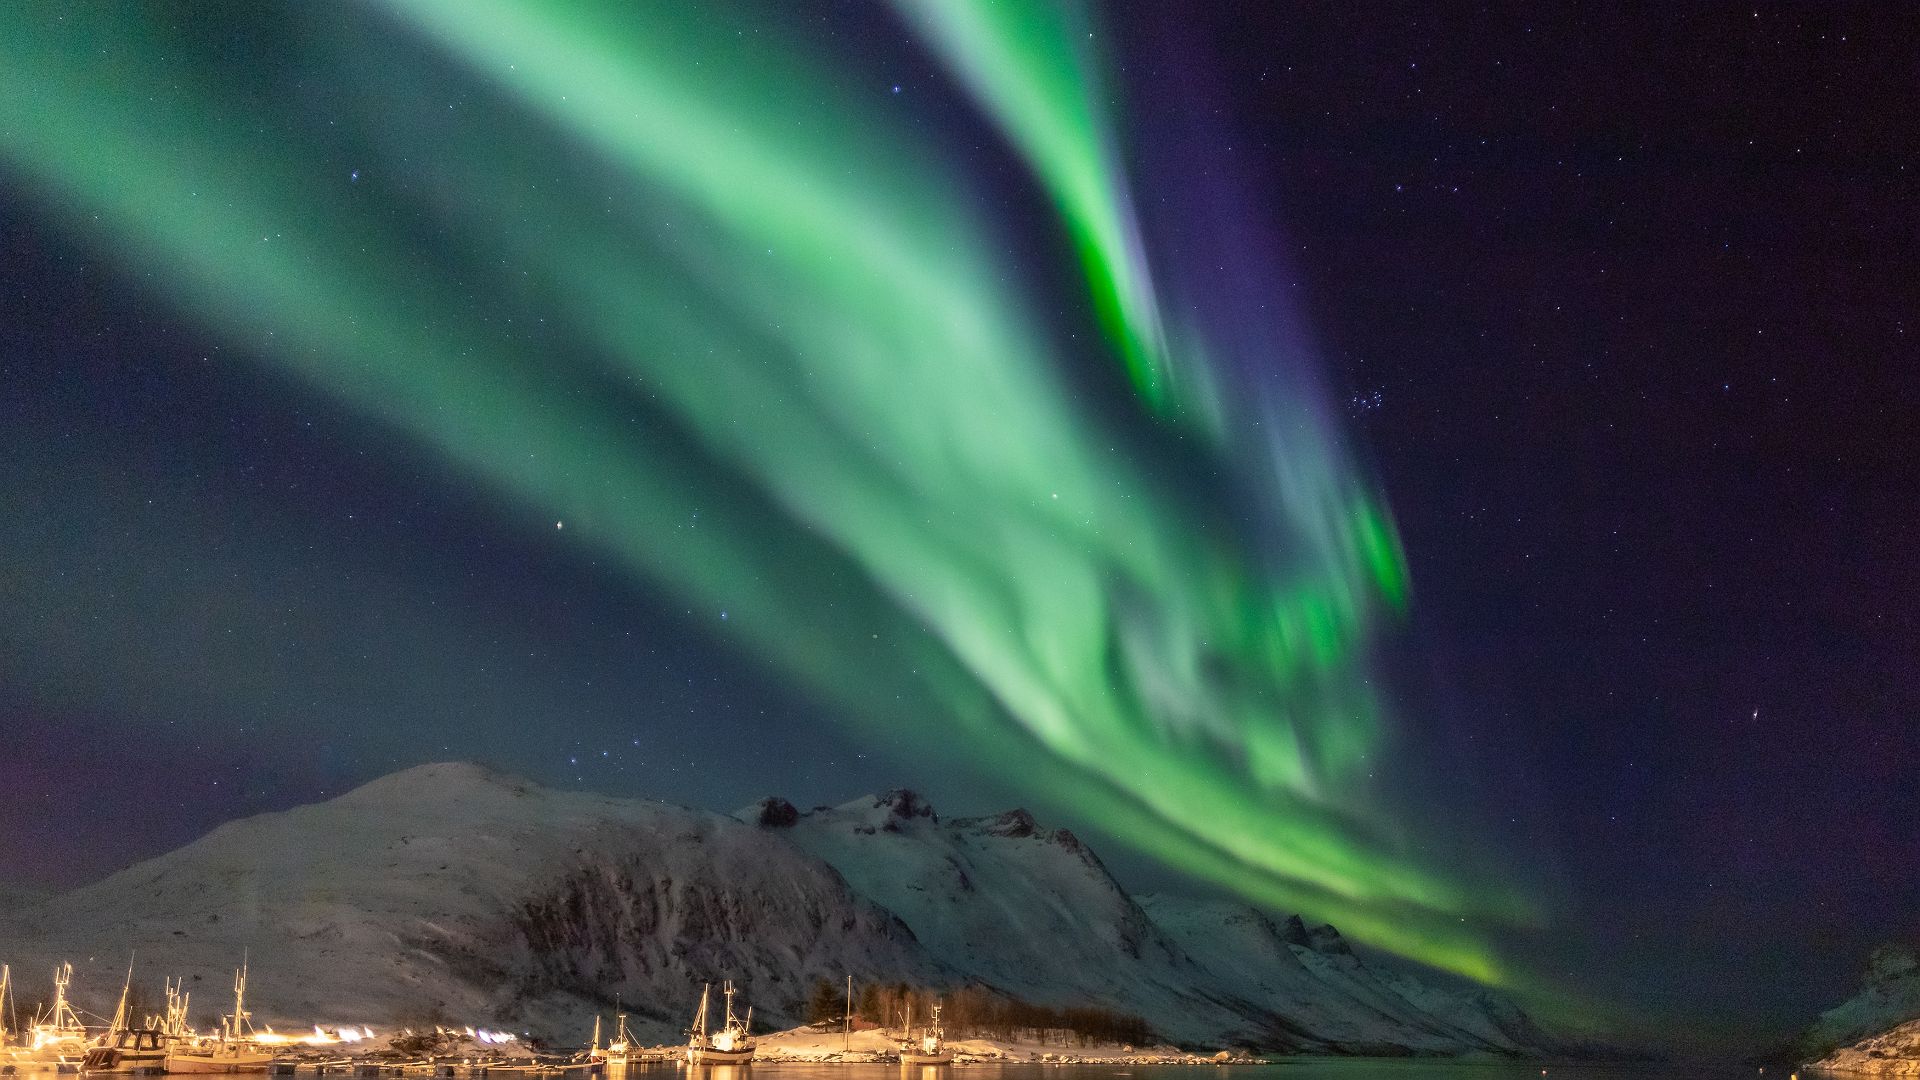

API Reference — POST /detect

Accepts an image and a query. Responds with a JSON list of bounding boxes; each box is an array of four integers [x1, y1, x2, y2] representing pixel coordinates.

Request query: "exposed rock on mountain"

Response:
[[0, 763, 1563, 1054], [1810, 1015, 1920, 1075], [1793, 944, 1920, 1067]]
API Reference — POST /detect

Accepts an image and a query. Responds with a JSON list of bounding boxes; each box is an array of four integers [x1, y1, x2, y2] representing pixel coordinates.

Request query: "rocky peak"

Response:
[[872, 788, 936, 823], [1307, 922, 1353, 956], [738, 796, 799, 828], [1868, 943, 1919, 984], [1278, 914, 1311, 947], [978, 808, 1039, 837], [820, 789, 939, 833]]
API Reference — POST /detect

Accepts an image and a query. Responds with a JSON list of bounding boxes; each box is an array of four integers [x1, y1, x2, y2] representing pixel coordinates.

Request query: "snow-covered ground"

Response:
[[1811, 1016, 1920, 1075], [752, 1023, 1231, 1064], [0, 762, 1565, 1056]]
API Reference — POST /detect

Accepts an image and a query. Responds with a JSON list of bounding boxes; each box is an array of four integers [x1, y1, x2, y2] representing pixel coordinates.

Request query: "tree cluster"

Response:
[[799, 980, 1150, 1047]]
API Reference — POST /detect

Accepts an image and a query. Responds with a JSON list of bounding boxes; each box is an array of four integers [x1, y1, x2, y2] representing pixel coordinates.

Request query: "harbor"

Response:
[[0, 961, 1091, 1076]]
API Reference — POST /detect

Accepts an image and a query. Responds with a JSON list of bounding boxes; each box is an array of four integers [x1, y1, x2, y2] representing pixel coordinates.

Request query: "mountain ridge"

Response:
[[1785, 942, 1920, 1067], [0, 762, 1563, 1055]]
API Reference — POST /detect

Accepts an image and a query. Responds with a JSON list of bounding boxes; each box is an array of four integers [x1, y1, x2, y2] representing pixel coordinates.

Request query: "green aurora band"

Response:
[[0, 2, 1531, 982]]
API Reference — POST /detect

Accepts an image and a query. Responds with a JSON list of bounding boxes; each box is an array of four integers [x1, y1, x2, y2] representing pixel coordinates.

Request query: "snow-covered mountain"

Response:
[[1810, 1015, 1920, 1075], [768, 793, 1220, 1039], [1790, 944, 1920, 1065], [0, 763, 1560, 1054], [0, 764, 939, 1041]]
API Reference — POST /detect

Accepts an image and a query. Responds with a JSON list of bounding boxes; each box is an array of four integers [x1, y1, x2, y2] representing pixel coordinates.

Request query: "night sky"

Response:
[[2, 1, 1915, 1053]]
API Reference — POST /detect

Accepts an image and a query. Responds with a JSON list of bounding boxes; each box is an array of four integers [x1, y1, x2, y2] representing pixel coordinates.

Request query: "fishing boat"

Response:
[[683, 983, 754, 1065], [896, 1002, 951, 1066], [80, 963, 170, 1074], [601, 1012, 639, 1066], [80, 1029, 170, 1075], [166, 961, 273, 1073], [12, 962, 91, 1068]]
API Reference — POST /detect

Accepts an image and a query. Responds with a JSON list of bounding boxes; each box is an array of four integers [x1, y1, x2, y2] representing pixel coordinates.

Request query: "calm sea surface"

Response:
[[777, 1066, 1743, 1080], [741, 1064, 1753, 1080], [3, 1065, 1754, 1080]]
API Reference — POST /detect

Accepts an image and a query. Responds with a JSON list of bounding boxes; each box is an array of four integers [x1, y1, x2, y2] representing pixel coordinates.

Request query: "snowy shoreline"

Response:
[[749, 1025, 1257, 1064], [1809, 1016, 1920, 1075]]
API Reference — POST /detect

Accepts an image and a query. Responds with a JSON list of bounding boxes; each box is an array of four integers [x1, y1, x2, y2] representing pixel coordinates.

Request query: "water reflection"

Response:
[[2, 1065, 1742, 1080]]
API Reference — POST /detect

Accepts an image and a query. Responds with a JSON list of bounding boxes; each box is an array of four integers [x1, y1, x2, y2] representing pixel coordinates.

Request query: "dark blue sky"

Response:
[[1193, 4, 1919, 1045]]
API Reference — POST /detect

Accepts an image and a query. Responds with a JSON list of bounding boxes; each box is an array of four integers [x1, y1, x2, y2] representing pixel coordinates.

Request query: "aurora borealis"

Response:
[[0, 0, 1510, 979], [4, 0, 1917, 1050]]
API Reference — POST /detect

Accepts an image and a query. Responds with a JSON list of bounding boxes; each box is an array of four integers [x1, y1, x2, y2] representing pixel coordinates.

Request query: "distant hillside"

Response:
[[0, 763, 1566, 1054], [1789, 944, 1920, 1066], [0, 884, 51, 912], [1810, 1015, 1920, 1074]]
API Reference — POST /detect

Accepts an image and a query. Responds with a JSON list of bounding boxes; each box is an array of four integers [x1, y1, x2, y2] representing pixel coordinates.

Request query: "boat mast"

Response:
[[843, 976, 851, 1053], [231, 955, 253, 1041], [691, 983, 710, 1045], [47, 962, 80, 1036], [1, 963, 12, 1046], [162, 977, 188, 1038], [109, 957, 135, 1037]]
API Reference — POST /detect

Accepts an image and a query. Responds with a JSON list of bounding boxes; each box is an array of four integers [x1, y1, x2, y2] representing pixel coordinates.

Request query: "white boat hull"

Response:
[[7, 1048, 89, 1070], [165, 1051, 274, 1073], [79, 1049, 168, 1074], [684, 1048, 754, 1064]]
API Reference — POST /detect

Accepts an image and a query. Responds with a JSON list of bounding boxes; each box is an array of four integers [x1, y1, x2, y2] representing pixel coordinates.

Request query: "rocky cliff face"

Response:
[[0, 763, 1561, 1054], [1811, 1016, 1920, 1075], [1793, 945, 1920, 1067]]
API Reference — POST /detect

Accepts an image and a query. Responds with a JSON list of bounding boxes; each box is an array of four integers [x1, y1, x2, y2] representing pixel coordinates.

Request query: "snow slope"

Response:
[[0, 764, 1561, 1054], [758, 790, 1556, 1053], [0, 764, 939, 1041], [769, 793, 1231, 1044], [1811, 1015, 1920, 1075], [1140, 897, 1455, 1052], [1794, 945, 1920, 1065]]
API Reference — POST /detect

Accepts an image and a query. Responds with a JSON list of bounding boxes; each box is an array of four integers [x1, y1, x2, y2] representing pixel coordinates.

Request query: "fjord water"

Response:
[[0, 1064, 1751, 1080], [845, 1067, 1729, 1080], [680, 1065, 1717, 1080], [890, 1066, 1730, 1080]]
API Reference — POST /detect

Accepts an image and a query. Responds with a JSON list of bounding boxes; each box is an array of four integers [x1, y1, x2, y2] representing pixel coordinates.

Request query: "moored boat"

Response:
[[165, 960, 273, 1073], [896, 1002, 951, 1066], [12, 962, 91, 1068], [80, 1030, 170, 1075], [683, 983, 753, 1065], [82, 962, 170, 1074], [600, 1012, 638, 1066]]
